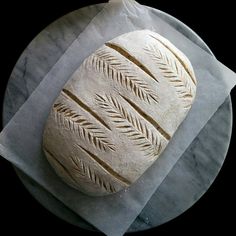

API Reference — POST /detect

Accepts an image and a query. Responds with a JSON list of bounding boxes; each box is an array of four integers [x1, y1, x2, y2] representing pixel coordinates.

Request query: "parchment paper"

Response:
[[0, 0, 236, 235]]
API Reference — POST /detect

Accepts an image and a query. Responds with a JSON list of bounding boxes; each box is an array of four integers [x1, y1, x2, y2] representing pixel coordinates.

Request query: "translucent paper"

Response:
[[0, 0, 235, 235]]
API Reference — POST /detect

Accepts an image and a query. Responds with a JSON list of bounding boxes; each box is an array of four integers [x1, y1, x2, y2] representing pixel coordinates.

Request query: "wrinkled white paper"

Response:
[[0, 0, 235, 235]]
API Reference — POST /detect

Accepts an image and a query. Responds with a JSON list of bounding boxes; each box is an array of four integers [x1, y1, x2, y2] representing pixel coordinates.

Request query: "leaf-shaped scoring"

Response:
[[95, 94, 162, 157], [53, 103, 115, 152], [69, 154, 116, 193], [86, 48, 159, 104], [144, 43, 195, 109]]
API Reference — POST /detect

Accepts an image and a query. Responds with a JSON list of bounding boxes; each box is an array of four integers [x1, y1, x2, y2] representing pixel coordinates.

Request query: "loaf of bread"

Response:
[[43, 30, 196, 196]]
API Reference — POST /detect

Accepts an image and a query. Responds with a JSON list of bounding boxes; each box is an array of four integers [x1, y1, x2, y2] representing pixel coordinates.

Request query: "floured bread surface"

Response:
[[43, 30, 196, 196]]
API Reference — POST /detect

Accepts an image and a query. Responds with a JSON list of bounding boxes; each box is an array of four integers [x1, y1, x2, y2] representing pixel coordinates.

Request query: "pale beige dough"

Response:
[[43, 30, 196, 196]]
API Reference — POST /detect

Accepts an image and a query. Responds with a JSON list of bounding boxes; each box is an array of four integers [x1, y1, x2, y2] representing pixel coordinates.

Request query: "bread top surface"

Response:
[[43, 30, 196, 196]]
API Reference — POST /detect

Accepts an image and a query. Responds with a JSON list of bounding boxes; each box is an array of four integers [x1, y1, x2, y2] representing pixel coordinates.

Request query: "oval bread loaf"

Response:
[[43, 30, 196, 196]]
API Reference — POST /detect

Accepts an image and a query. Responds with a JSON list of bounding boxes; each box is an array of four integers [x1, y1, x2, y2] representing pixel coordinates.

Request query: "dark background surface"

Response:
[[0, 0, 235, 235]]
